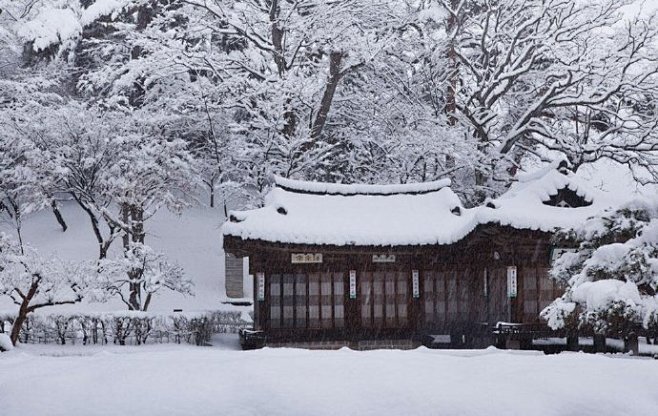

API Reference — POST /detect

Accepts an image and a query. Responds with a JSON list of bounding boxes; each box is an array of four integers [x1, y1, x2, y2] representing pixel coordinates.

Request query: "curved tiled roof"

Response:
[[223, 165, 621, 247]]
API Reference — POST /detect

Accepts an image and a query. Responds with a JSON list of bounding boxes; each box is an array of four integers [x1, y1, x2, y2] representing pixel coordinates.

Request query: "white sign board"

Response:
[[507, 266, 517, 298], [291, 253, 323, 264], [349, 270, 357, 299], [256, 272, 265, 301], [412, 270, 420, 298], [372, 254, 396, 263]]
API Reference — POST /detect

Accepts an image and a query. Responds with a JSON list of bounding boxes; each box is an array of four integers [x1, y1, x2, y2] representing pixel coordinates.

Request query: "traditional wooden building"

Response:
[[223, 163, 612, 349]]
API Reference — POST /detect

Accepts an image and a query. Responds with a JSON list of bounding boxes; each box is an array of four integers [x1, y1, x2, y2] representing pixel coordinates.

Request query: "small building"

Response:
[[223, 163, 612, 349]]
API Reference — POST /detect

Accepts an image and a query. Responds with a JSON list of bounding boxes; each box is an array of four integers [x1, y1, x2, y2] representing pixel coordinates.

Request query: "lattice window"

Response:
[[360, 271, 409, 329], [268, 272, 344, 330]]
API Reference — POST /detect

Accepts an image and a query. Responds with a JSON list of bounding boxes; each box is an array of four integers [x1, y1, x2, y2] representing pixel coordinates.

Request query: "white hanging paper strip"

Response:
[[349, 270, 357, 299], [412, 270, 420, 298], [257, 272, 265, 301], [507, 266, 517, 298]]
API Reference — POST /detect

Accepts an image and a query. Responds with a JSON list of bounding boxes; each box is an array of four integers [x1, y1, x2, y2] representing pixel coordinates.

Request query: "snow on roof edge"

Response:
[[516, 158, 569, 183], [223, 164, 630, 248], [273, 176, 452, 196]]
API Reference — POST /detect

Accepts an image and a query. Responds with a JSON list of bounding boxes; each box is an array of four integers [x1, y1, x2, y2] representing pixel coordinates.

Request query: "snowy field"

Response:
[[2, 339, 658, 416]]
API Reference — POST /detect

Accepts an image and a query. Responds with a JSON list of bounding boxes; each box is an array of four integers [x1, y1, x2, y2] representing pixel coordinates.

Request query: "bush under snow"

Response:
[[0, 332, 12, 351], [542, 200, 658, 335]]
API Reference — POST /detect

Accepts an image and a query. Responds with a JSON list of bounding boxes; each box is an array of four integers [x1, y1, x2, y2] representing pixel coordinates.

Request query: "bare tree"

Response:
[[440, 0, 658, 199]]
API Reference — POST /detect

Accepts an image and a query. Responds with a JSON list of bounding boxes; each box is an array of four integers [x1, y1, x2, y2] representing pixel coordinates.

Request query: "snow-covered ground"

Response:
[[0, 201, 247, 314], [1, 340, 658, 416]]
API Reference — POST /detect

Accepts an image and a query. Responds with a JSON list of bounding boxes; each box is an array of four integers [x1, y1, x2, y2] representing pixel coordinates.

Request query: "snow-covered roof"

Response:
[[476, 161, 616, 233], [223, 178, 475, 246], [222, 165, 622, 247]]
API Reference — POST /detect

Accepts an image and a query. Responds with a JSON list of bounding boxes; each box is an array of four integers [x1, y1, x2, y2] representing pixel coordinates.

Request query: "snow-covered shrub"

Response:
[[0, 333, 13, 352], [542, 200, 658, 336], [167, 313, 217, 346], [98, 312, 156, 345]]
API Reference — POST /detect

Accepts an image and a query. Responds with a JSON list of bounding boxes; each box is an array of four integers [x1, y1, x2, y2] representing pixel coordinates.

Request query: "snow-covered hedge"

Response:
[[0, 310, 249, 346], [541, 200, 658, 336]]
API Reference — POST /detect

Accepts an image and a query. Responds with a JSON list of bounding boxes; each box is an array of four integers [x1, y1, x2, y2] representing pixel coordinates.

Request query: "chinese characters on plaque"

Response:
[[291, 253, 323, 264]]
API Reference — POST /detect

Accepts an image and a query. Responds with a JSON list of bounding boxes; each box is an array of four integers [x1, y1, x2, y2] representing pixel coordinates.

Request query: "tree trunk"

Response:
[[443, 0, 460, 173], [51, 200, 67, 232], [128, 0, 159, 107], [10, 279, 40, 346], [131, 204, 145, 244], [121, 203, 130, 250], [269, 0, 285, 76], [10, 303, 30, 346], [309, 51, 344, 145], [143, 293, 152, 312], [268, 0, 298, 138], [127, 204, 145, 311], [72, 194, 109, 259], [121, 204, 139, 310], [10, 312, 26, 346], [445, 0, 458, 126]]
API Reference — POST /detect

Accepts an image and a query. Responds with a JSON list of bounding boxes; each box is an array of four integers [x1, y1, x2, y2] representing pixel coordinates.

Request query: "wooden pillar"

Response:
[[566, 332, 579, 351], [254, 271, 267, 331], [483, 267, 490, 325], [593, 334, 606, 353]]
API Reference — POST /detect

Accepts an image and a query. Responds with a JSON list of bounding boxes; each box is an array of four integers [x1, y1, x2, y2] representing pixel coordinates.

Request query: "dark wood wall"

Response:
[[225, 225, 563, 341]]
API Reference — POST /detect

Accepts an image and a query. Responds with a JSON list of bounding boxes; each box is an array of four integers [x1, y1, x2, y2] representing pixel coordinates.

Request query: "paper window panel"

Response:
[[282, 275, 294, 327], [295, 274, 307, 328]]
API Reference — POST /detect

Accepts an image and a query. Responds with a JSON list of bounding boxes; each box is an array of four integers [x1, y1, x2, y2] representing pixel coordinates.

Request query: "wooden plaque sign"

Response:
[[372, 254, 396, 263], [291, 253, 323, 264]]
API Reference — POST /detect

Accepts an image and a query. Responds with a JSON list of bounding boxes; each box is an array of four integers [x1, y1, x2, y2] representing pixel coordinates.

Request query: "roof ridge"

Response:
[[273, 176, 452, 196]]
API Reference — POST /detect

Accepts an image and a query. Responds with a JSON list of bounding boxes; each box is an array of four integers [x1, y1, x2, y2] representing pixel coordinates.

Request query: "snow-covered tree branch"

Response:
[[97, 242, 193, 311], [0, 233, 94, 345], [542, 200, 658, 336]]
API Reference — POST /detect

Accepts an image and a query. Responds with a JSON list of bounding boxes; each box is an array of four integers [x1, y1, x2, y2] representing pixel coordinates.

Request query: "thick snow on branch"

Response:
[[542, 199, 658, 332], [97, 242, 193, 311], [8, 0, 131, 51], [0, 233, 93, 314]]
